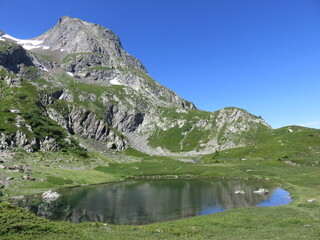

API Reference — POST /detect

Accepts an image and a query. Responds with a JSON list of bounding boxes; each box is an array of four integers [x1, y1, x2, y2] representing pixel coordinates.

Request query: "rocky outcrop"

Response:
[[0, 42, 34, 73], [46, 106, 127, 150], [0, 131, 61, 152], [0, 132, 36, 152]]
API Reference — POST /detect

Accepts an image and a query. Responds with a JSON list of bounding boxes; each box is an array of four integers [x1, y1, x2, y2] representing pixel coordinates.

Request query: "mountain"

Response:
[[0, 16, 313, 156]]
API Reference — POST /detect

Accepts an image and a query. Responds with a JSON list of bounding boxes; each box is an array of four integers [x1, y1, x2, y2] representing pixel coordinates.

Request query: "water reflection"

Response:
[[18, 179, 292, 225]]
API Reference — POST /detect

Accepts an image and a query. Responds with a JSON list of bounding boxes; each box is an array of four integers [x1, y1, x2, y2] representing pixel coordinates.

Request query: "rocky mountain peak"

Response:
[[35, 16, 146, 72]]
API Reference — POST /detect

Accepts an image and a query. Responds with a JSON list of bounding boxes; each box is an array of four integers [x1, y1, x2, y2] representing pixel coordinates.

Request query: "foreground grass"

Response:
[[0, 149, 319, 239]]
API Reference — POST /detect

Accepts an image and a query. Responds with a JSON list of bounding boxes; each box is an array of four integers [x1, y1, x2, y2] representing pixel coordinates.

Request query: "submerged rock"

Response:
[[42, 190, 61, 202]]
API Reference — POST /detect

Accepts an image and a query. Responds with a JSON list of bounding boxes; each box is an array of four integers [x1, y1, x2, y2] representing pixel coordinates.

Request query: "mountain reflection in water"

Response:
[[18, 179, 292, 225]]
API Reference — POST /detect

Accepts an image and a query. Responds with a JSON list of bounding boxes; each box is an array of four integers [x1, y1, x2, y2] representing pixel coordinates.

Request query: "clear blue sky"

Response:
[[1, 0, 320, 129]]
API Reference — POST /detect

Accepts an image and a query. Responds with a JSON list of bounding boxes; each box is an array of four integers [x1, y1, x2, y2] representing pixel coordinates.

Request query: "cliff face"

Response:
[[0, 17, 271, 155]]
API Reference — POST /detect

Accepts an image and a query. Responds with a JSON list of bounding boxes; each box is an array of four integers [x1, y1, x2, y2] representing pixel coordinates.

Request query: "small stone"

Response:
[[0, 165, 6, 169], [246, 169, 253, 172], [307, 198, 316, 203], [234, 190, 245, 195], [5, 177, 14, 181], [22, 175, 35, 181]]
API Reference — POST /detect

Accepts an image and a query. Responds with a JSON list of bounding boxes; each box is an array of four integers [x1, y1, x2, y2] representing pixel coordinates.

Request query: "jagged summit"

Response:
[[35, 16, 146, 72]]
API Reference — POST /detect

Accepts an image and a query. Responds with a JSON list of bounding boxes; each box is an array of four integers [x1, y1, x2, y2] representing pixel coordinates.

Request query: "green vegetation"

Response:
[[0, 41, 19, 51], [1, 45, 319, 240], [0, 147, 319, 239], [0, 69, 88, 156], [148, 108, 212, 152]]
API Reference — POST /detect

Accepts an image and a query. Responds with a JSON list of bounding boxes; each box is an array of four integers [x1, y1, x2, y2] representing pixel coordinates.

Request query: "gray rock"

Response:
[[22, 175, 35, 181], [0, 43, 35, 73], [234, 190, 245, 195], [254, 188, 269, 195], [42, 190, 61, 202]]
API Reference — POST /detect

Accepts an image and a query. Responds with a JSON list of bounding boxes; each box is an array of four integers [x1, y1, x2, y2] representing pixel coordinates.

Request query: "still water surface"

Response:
[[18, 179, 292, 225]]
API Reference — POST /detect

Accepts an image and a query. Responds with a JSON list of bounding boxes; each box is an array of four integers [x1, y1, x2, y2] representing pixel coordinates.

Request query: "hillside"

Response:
[[0, 16, 286, 156], [0, 16, 319, 240]]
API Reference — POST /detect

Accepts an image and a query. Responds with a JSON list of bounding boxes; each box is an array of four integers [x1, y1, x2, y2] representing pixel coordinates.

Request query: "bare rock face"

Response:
[[0, 132, 36, 152], [46, 106, 126, 150], [0, 42, 34, 73], [37, 16, 146, 72]]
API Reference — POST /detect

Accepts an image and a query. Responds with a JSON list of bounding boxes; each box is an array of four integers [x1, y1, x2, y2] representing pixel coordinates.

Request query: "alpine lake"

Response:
[[15, 179, 292, 225]]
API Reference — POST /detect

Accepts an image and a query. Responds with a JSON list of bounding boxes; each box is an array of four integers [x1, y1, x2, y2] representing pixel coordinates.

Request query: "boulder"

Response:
[[234, 190, 245, 195], [254, 188, 269, 195], [8, 165, 23, 171], [22, 175, 35, 181], [42, 190, 61, 202], [0, 165, 6, 169]]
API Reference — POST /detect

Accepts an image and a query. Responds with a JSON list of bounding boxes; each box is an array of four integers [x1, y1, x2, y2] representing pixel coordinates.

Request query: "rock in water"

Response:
[[42, 190, 61, 202], [234, 190, 245, 195], [253, 188, 269, 195]]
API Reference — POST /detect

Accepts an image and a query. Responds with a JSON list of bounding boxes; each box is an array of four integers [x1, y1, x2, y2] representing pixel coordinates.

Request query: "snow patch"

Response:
[[110, 77, 122, 85], [41, 67, 48, 72], [2, 34, 50, 50], [67, 72, 74, 77]]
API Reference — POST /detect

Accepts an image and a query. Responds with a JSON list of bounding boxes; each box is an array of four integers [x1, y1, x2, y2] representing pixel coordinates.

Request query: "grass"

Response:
[[1, 49, 319, 239], [0, 148, 319, 239]]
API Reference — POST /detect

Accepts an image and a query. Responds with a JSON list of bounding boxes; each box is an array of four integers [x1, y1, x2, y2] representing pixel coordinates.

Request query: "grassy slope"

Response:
[[0, 145, 319, 239], [148, 107, 272, 153], [0, 50, 319, 239]]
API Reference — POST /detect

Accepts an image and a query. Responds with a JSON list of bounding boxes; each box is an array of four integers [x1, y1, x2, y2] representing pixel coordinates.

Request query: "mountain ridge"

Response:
[[0, 16, 315, 157]]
